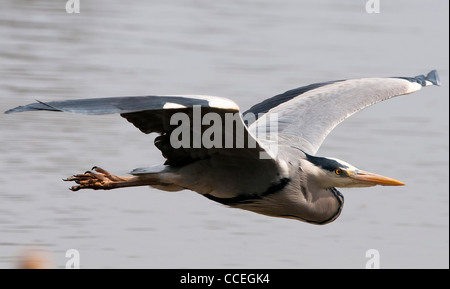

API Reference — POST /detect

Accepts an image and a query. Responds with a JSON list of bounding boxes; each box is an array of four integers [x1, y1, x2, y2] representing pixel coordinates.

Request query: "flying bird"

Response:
[[5, 70, 440, 224]]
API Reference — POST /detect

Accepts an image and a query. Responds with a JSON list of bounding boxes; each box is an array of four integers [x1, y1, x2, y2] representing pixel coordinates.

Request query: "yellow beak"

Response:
[[349, 170, 405, 186]]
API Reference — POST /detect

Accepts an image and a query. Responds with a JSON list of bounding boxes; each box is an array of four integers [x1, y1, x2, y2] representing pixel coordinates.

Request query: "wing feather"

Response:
[[5, 70, 440, 160], [5, 94, 273, 166], [4, 95, 239, 115], [248, 70, 440, 155]]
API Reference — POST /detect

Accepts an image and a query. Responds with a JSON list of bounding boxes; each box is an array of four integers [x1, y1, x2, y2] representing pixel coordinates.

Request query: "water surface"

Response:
[[0, 0, 448, 268]]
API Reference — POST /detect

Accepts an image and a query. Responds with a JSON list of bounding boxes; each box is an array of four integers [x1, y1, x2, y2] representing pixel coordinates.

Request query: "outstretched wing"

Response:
[[5, 95, 274, 166], [245, 70, 440, 155], [6, 70, 440, 160]]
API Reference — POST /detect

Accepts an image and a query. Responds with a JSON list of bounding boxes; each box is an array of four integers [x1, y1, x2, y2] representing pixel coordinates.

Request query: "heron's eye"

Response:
[[335, 169, 342, 175]]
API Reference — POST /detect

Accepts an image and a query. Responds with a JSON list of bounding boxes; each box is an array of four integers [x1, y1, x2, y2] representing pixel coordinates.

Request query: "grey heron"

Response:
[[5, 70, 440, 224]]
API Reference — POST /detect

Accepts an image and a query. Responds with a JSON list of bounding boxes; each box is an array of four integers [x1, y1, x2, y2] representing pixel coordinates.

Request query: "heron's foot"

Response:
[[64, 166, 130, 191]]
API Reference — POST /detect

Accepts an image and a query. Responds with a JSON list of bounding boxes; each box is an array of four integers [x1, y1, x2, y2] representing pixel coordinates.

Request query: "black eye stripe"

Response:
[[304, 153, 349, 172]]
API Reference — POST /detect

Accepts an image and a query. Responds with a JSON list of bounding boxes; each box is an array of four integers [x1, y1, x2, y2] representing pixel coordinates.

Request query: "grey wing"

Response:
[[5, 94, 274, 166], [246, 70, 440, 155], [5, 95, 238, 115]]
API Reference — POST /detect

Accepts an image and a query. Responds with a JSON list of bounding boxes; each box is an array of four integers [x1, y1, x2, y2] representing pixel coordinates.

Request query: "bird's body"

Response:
[[5, 70, 440, 224]]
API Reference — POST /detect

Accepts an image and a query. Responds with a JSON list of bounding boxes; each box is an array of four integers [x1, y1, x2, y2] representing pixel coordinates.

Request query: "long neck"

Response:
[[231, 178, 344, 225], [282, 159, 345, 224], [281, 179, 344, 224], [305, 187, 344, 225], [223, 158, 345, 224]]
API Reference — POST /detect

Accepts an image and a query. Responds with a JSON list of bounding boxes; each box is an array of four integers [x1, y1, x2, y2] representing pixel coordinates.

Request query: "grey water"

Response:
[[0, 0, 448, 268]]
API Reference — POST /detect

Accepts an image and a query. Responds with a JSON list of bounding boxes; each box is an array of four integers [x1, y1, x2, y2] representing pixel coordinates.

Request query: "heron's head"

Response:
[[302, 153, 405, 188]]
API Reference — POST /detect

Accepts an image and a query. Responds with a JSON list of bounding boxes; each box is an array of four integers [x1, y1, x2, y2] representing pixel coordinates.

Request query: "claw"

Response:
[[64, 167, 131, 191], [92, 166, 109, 175]]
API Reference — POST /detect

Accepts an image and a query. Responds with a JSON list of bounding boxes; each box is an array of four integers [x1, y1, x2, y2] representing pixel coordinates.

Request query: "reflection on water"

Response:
[[0, 0, 448, 268]]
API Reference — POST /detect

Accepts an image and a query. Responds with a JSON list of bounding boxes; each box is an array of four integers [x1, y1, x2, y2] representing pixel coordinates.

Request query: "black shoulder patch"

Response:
[[203, 178, 290, 206]]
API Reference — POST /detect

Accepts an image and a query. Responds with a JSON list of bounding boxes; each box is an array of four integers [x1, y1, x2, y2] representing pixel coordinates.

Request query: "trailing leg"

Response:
[[64, 166, 149, 191]]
